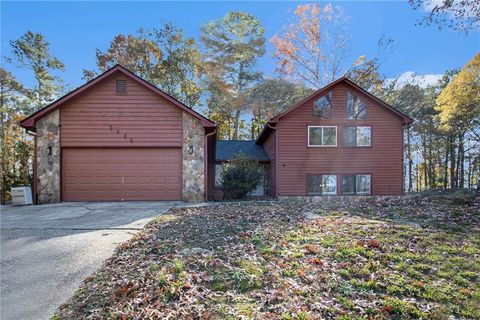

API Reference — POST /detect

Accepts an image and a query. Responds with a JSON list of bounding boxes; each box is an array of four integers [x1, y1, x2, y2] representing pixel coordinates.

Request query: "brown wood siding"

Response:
[[276, 82, 404, 196], [263, 129, 277, 197], [60, 71, 182, 147], [62, 148, 181, 201]]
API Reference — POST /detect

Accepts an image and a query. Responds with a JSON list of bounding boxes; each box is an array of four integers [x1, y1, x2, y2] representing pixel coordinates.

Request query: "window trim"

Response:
[[307, 174, 338, 195], [341, 174, 372, 195], [307, 125, 338, 147]]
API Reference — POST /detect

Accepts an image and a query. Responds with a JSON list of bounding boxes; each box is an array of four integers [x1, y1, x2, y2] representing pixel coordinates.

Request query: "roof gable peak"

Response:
[[20, 64, 215, 131]]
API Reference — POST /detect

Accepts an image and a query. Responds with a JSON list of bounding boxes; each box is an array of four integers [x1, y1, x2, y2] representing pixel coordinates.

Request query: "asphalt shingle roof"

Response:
[[216, 140, 270, 162]]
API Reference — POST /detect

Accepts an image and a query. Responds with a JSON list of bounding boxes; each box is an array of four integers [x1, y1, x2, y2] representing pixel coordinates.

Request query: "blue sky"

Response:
[[1, 1, 479, 89]]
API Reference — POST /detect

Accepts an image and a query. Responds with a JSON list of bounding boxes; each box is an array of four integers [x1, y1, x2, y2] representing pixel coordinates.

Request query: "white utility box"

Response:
[[11, 187, 33, 206]]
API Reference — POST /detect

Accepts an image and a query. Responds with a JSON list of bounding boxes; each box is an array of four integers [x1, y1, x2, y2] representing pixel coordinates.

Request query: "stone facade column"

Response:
[[182, 113, 205, 202], [36, 110, 60, 203]]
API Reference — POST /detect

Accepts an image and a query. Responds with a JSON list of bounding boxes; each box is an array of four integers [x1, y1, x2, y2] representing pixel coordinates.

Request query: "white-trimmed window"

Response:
[[308, 126, 337, 147], [341, 174, 371, 195], [344, 126, 371, 146], [347, 91, 366, 119], [308, 175, 337, 195]]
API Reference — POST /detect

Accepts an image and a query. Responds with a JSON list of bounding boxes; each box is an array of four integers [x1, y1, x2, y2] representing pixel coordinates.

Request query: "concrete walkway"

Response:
[[0, 201, 178, 320]]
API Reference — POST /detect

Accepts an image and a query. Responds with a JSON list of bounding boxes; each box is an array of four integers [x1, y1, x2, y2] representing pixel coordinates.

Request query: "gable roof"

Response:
[[20, 64, 216, 131], [257, 76, 413, 144], [216, 140, 270, 162]]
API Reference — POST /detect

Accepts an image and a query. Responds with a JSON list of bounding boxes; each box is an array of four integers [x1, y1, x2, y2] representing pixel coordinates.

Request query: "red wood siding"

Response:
[[60, 71, 182, 147], [263, 130, 277, 197], [62, 148, 181, 201], [275, 82, 404, 196]]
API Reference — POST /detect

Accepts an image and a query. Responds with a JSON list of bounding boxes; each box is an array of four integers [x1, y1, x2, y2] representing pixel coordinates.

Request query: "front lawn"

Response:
[[55, 193, 480, 319]]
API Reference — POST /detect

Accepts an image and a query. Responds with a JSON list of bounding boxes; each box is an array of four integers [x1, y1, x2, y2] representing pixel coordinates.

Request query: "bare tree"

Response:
[[271, 3, 351, 88]]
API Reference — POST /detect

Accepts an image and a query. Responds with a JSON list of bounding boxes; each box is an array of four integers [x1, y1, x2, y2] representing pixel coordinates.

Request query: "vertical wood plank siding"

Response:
[[60, 71, 182, 147], [263, 130, 277, 196], [275, 82, 404, 196]]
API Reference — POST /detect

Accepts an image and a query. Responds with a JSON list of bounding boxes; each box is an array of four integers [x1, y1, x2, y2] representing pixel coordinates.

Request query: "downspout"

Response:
[[204, 127, 217, 201]]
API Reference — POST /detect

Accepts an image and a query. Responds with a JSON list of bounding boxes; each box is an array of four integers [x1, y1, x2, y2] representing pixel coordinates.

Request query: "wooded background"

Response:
[[1, 1, 479, 202]]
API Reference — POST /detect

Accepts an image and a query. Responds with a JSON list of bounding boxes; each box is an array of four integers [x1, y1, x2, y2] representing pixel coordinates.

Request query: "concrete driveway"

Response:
[[0, 201, 178, 320]]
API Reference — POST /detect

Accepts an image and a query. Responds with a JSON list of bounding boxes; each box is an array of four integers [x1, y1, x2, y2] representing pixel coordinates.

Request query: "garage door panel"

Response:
[[62, 148, 182, 201]]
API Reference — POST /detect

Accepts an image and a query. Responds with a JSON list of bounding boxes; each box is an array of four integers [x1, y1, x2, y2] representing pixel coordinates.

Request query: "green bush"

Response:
[[220, 153, 264, 200]]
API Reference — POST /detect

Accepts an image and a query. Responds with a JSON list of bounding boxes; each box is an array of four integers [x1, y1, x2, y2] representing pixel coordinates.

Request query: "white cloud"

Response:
[[388, 71, 443, 89]]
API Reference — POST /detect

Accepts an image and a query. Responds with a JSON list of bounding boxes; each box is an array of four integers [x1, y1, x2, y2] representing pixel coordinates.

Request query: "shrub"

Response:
[[220, 153, 264, 199]]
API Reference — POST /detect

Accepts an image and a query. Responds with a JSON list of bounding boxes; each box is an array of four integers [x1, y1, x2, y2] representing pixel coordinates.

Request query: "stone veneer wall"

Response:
[[182, 113, 205, 202], [36, 110, 61, 203]]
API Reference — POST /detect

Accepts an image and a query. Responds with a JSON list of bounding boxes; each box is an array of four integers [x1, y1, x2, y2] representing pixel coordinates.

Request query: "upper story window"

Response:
[[313, 91, 332, 118], [344, 126, 371, 147], [308, 174, 337, 195], [308, 126, 337, 147], [116, 79, 127, 94], [347, 91, 366, 119]]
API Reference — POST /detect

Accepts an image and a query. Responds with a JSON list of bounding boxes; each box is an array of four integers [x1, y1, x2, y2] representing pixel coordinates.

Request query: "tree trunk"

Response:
[[407, 126, 413, 192], [422, 135, 428, 189], [467, 158, 472, 189], [233, 109, 241, 140], [458, 133, 465, 188], [0, 85, 5, 204], [450, 134, 456, 189], [232, 62, 245, 141], [443, 139, 449, 189], [416, 165, 420, 192], [455, 134, 462, 188], [427, 135, 435, 188]]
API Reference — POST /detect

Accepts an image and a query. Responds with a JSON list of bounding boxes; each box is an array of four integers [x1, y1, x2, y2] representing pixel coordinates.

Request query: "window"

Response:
[[313, 91, 332, 118], [347, 91, 366, 119], [116, 79, 127, 94], [308, 175, 337, 195], [342, 175, 356, 195], [308, 126, 337, 147], [342, 174, 371, 195], [215, 164, 223, 187], [356, 175, 371, 194], [343, 126, 371, 146]]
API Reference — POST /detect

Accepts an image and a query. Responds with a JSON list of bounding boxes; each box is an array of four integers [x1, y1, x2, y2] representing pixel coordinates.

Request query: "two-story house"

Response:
[[256, 77, 413, 197], [20, 65, 411, 203]]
